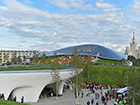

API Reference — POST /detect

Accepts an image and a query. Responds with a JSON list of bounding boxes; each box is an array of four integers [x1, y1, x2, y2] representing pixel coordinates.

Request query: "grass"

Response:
[[0, 100, 29, 105], [0, 64, 71, 71], [82, 65, 139, 87]]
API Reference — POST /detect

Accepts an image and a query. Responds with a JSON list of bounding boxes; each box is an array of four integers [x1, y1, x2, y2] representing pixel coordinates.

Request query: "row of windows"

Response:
[[0, 52, 33, 54], [0, 50, 39, 52]]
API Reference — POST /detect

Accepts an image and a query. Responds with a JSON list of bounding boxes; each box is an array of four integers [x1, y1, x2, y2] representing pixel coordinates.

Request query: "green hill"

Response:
[[82, 65, 138, 87]]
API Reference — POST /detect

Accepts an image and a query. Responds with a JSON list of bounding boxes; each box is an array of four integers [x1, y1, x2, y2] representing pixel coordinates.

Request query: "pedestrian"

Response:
[[119, 100, 123, 105], [1, 93, 4, 100], [96, 101, 99, 105], [97, 93, 100, 99], [13, 96, 16, 102], [114, 101, 118, 105], [104, 102, 107, 105], [106, 97, 108, 102], [102, 96, 105, 103], [95, 92, 98, 99], [81, 91, 84, 98], [87, 100, 90, 105], [91, 98, 94, 105], [21, 96, 24, 103], [123, 99, 127, 105]]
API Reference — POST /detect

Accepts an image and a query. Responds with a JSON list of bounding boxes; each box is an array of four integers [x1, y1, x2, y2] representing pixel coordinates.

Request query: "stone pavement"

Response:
[[29, 89, 115, 105]]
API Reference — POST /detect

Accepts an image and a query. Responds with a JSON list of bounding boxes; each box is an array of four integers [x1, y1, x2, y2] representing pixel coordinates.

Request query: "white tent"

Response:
[[117, 87, 128, 93]]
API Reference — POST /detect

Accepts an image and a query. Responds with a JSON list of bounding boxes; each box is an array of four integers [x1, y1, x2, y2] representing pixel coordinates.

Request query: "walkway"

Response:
[[29, 89, 115, 105]]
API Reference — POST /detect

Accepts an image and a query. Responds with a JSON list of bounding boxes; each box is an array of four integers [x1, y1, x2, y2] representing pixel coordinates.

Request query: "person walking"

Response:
[[96, 101, 99, 105], [104, 102, 107, 105], [13, 96, 16, 102], [123, 99, 127, 105], [114, 101, 118, 105], [87, 100, 90, 105], [106, 97, 108, 103], [81, 91, 84, 98], [21, 96, 24, 103], [119, 100, 123, 105], [95, 92, 98, 99], [91, 98, 94, 105], [97, 93, 100, 99]]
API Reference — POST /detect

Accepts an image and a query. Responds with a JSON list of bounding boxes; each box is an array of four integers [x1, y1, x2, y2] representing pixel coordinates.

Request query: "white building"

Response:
[[125, 32, 140, 59], [0, 69, 82, 102]]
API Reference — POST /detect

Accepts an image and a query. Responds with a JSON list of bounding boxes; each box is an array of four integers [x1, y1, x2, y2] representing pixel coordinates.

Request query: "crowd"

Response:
[[81, 82, 127, 105], [0, 93, 24, 103]]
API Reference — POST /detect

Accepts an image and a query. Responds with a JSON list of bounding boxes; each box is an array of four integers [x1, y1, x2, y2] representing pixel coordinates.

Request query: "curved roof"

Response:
[[46, 44, 122, 60]]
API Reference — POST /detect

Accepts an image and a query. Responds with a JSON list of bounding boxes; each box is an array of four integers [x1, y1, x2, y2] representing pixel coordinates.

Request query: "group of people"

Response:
[[8, 96, 24, 103], [0, 93, 5, 100], [0, 93, 24, 103], [81, 82, 128, 105]]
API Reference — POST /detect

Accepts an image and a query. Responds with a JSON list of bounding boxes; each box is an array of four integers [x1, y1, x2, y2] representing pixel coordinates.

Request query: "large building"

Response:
[[47, 44, 122, 60], [125, 33, 140, 59], [0, 50, 40, 64]]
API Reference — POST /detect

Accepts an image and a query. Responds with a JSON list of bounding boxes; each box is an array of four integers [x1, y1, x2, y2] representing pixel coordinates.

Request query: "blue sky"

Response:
[[0, 0, 140, 55]]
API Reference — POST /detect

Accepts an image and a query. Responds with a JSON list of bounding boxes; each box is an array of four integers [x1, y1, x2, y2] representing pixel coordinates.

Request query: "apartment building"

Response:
[[0, 50, 40, 64]]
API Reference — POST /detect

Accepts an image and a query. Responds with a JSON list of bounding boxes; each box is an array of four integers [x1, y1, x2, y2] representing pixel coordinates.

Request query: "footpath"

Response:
[[29, 89, 115, 105]]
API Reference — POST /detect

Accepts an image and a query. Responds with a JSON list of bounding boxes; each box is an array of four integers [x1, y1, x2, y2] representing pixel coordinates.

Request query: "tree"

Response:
[[71, 51, 83, 105], [50, 52, 60, 105], [86, 56, 92, 79], [127, 67, 140, 105], [11, 56, 17, 64], [4, 54, 8, 64], [0, 58, 2, 64], [17, 56, 22, 64], [31, 53, 39, 64], [40, 53, 46, 64], [128, 55, 136, 66], [23, 56, 26, 62]]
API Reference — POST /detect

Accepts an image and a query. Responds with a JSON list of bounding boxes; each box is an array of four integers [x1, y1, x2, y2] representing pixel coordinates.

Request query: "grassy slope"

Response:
[[0, 100, 29, 105], [82, 65, 138, 87]]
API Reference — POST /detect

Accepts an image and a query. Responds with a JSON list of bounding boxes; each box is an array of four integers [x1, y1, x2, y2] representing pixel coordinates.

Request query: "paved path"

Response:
[[29, 89, 115, 105]]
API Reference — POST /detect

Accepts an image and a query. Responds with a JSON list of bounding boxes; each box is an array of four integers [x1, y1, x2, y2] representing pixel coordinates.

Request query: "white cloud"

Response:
[[0, 0, 139, 54], [95, 2, 120, 12], [47, 0, 94, 10]]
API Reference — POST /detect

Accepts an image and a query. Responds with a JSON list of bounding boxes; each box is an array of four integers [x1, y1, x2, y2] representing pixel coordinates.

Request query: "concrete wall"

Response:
[[0, 69, 81, 102]]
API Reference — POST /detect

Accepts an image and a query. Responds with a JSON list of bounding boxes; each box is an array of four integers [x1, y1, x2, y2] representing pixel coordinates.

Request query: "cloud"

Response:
[[0, 0, 139, 54], [47, 0, 94, 10], [48, 0, 69, 9], [95, 2, 120, 12], [103, 43, 126, 54]]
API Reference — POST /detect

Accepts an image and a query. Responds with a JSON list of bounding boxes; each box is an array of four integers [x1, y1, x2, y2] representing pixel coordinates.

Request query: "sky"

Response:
[[0, 0, 140, 55]]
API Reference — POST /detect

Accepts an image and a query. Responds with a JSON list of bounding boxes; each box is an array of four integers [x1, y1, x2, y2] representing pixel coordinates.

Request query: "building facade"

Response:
[[0, 50, 40, 64], [125, 33, 140, 59]]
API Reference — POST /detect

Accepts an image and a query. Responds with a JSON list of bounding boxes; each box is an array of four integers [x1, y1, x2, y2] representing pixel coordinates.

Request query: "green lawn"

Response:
[[0, 64, 71, 71], [96, 59, 123, 65], [0, 100, 29, 105]]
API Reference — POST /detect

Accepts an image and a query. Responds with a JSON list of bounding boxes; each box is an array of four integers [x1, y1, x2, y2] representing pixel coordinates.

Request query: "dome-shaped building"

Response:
[[46, 44, 122, 60]]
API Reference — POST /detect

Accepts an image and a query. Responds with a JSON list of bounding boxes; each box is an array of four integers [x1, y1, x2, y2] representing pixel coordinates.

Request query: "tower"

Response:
[[130, 32, 137, 50], [125, 32, 140, 59]]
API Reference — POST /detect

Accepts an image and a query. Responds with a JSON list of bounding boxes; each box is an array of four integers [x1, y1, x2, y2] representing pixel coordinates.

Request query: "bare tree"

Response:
[[86, 56, 92, 79], [50, 52, 60, 105], [71, 51, 83, 105]]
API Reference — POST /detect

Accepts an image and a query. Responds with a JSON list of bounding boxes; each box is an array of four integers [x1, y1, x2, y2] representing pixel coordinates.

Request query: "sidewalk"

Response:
[[29, 89, 115, 105]]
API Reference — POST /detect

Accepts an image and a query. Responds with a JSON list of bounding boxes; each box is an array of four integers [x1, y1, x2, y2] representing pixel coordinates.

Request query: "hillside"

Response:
[[82, 65, 138, 87]]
